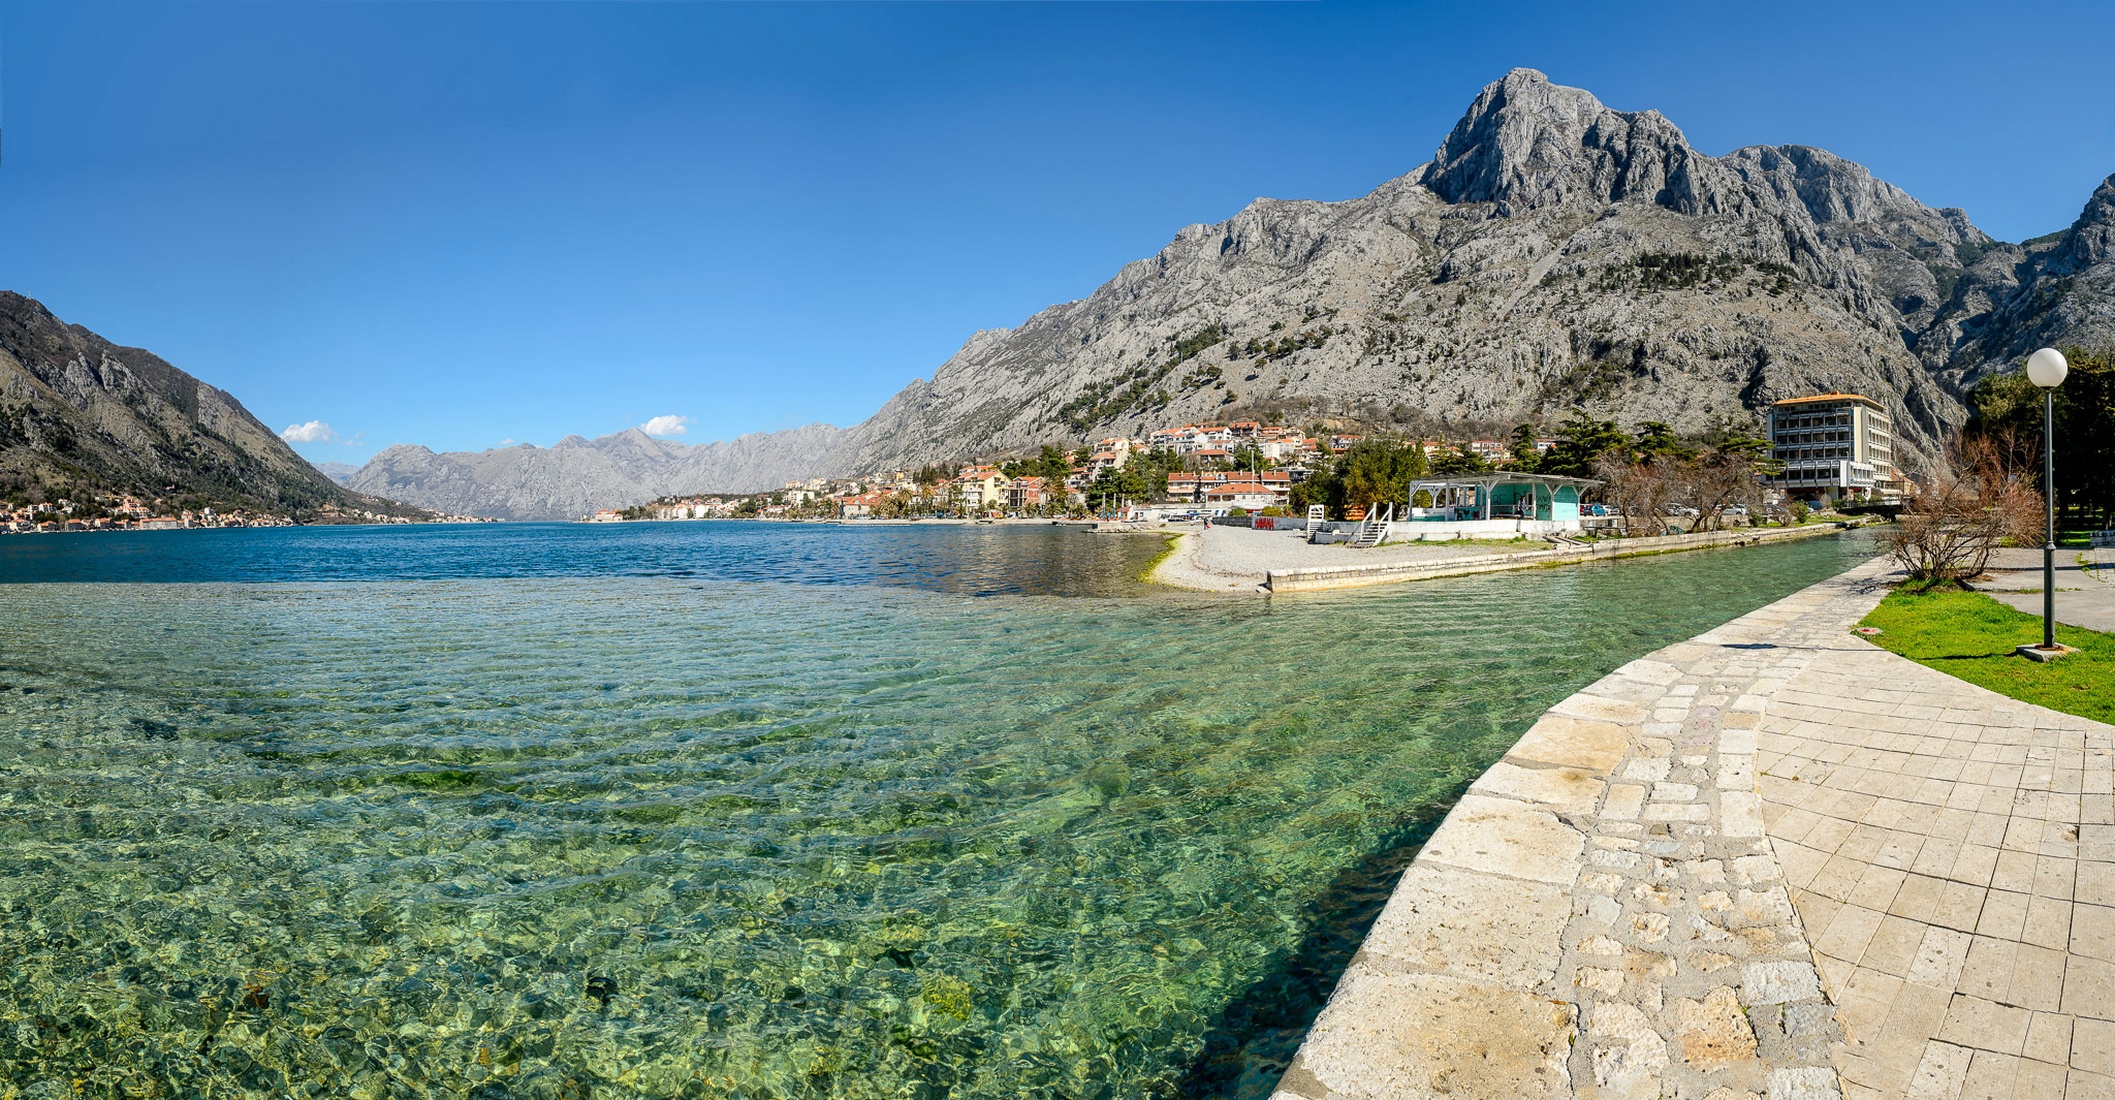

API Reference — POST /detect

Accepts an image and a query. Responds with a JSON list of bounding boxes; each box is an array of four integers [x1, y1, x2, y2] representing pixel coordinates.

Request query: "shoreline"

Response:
[[1134, 532, 1186, 585], [1145, 525, 1518, 594]]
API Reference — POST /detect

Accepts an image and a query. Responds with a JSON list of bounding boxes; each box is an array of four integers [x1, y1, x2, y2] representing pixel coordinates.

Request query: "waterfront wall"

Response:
[[1264, 522, 1857, 593], [1376, 517, 1573, 542]]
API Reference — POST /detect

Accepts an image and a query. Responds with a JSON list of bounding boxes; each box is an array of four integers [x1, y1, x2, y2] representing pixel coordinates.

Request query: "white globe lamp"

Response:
[[2026, 347, 2068, 389]]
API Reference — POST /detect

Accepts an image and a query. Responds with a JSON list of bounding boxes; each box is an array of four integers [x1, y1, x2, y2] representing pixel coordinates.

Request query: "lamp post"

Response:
[[2025, 347, 2069, 651]]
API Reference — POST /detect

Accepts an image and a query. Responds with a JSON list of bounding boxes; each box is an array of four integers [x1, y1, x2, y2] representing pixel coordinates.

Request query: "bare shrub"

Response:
[[1596, 451, 1768, 534], [1880, 467, 2005, 588], [1594, 455, 1675, 534], [1687, 455, 1767, 531], [1959, 433, 2046, 546]]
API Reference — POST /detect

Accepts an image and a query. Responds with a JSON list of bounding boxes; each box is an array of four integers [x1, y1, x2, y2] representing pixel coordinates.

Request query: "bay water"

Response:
[[0, 523, 1873, 1098]]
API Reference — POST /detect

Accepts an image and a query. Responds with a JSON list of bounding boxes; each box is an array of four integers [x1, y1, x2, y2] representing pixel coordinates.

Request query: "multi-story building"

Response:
[[1007, 476, 1052, 511], [952, 465, 1009, 510], [1205, 482, 1285, 511], [1258, 436, 1306, 461], [1166, 469, 1292, 503], [1148, 426, 1195, 452], [838, 492, 886, 518], [1765, 393, 1899, 502]]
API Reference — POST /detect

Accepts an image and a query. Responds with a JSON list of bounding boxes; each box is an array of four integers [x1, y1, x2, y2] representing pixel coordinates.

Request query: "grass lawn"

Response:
[[1857, 588, 2115, 725]]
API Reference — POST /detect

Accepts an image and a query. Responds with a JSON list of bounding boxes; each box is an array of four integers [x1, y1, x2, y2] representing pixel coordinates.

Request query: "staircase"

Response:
[[1350, 503, 1394, 548]]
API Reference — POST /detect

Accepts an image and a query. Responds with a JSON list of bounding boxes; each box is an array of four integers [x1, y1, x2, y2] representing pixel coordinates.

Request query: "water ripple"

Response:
[[0, 527, 1872, 1098]]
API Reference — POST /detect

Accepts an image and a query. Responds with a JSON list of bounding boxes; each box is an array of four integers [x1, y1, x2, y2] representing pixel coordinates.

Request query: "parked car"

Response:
[[1724, 505, 1749, 517], [1662, 504, 1700, 517], [1584, 504, 1611, 517]]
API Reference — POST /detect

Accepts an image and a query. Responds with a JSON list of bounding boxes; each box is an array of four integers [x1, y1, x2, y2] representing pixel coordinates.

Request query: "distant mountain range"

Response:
[[0, 292, 422, 519], [335, 425, 849, 521], [311, 460, 362, 483]]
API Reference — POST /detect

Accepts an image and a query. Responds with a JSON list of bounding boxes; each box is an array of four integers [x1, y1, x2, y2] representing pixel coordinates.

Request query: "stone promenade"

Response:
[[1981, 544, 2115, 634], [1273, 558, 2115, 1099]]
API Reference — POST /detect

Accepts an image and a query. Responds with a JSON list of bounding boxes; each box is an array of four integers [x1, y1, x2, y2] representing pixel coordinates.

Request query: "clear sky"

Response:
[[6, 1, 2113, 465]]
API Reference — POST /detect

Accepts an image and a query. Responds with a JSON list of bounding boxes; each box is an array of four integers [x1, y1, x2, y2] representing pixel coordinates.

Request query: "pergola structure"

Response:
[[1405, 473, 1600, 523]]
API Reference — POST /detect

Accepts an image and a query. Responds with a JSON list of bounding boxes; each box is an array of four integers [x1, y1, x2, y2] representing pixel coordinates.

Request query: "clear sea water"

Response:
[[0, 522, 1874, 1098]]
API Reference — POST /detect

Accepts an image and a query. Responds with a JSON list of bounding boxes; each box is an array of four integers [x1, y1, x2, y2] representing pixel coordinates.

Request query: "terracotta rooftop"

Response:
[[1768, 393, 1884, 409]]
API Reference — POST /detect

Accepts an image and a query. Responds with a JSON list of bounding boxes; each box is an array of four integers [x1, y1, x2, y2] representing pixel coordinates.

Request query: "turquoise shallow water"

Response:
[[0, 524, 1874, 1098]]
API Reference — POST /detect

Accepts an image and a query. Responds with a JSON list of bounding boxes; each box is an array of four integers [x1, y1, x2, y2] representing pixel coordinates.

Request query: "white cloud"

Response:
[[280, 419, 338, 444], [639, 415, 690, 437]]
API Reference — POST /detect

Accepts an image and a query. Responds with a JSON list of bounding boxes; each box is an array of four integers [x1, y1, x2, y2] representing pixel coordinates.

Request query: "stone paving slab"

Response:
[[1755, 598, 2115, 1099], [1273, 557, 2115, 1100], [1982, 545, 2115, 634]]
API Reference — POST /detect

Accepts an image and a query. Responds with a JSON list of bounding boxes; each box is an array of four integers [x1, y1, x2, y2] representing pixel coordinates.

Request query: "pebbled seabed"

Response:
[[0, 526, 1873, 1098]]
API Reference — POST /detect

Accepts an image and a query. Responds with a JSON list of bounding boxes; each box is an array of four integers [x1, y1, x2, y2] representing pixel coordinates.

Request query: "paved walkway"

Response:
[[1981, 545, 2115, 634], [1150, 522, 1852, 594], [1274, 558, 2115, 1099]]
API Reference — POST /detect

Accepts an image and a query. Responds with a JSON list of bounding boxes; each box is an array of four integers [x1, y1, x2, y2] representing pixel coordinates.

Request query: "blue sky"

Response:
[[6, 1, 2113, 464]]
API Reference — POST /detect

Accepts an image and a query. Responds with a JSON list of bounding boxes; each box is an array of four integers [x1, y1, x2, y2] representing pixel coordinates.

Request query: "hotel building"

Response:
[[1764, 393, 1902, 502]]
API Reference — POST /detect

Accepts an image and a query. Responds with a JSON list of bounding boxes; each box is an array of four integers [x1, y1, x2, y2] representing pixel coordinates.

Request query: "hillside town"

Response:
[[596, 420, 1407, 522], [594, 395, 1909, 525], [0, 494, 486, 534]]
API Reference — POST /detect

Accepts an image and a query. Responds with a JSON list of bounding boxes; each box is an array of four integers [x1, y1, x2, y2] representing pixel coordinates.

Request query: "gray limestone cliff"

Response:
[[1933, 173, 2115, 387], [832, 70, 2112, 474], [312, 460, 362, 485]]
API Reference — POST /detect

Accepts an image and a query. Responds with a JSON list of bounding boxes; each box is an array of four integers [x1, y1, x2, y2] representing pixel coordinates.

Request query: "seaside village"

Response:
[[601, 420, 1344, 523], [2, 394, 1903, 535], [1, 495, 440, 533], [598, 394, 1907, 528]]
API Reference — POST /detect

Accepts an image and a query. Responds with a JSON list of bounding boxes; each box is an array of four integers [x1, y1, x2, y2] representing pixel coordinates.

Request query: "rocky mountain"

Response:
[[312, 460, 362, 484], [0, 292, 423, 518], [830, 69, 2114, 475], [342, 423, 849, 521], [333, 69, 2115, 518], [1927, 173, 2115, 388]]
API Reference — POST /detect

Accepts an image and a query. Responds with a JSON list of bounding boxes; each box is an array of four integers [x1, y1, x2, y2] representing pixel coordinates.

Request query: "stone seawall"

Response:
[[1264, 523, 1854, 594]]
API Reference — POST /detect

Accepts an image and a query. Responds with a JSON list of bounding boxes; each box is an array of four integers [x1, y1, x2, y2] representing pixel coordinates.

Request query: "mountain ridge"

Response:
[[337, 69, 2115, 519], [826, 68, 2113, 476], [0, 291, 424, 519], [342, 423, 850, 521]]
